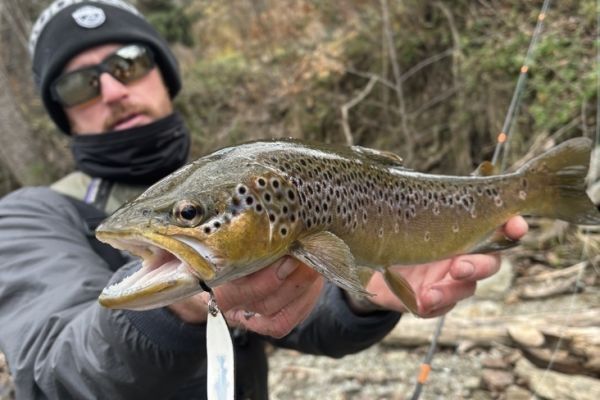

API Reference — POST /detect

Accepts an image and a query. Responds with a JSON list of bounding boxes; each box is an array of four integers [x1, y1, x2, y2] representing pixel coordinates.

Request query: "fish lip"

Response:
[[96, 230, 217, 281], [96, 231, 217, 310]]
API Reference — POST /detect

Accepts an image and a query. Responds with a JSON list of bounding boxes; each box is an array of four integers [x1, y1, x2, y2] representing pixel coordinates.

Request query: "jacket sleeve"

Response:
[[0, 188, 208, 400], [272, 283, 402, 358]]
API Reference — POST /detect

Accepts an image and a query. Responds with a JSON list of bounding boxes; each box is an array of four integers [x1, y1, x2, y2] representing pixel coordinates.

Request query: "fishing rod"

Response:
[[491, 0, 553, 168], [410, 1, 553, 399]]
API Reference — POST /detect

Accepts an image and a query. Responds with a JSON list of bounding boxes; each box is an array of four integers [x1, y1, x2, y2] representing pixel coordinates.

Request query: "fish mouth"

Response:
[[97, 231, 217, 310]]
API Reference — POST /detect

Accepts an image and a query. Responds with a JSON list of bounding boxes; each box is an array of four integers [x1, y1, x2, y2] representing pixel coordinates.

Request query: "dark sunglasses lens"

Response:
[[52, 45, 154, 107], [106, 45, 154, 84], [53, 68, 100, 107]]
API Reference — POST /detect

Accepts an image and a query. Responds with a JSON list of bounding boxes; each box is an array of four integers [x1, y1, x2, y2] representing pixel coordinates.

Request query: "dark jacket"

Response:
[[0, 187, 401, 399]]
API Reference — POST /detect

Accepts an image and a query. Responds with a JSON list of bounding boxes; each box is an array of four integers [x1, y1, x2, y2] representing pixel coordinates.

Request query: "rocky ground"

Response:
[[1, 224, 598, 400], [267, 223, 600, 399]]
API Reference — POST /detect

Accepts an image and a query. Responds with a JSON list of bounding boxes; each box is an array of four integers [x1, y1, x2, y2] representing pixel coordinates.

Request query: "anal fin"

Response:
[[383, 268, 418, 314], [469, 231, 520, 254], [290, 231, 371, 296]]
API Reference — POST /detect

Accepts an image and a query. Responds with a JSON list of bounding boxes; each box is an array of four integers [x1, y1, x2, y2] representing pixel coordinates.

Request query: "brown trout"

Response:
[[96, 137, 600, 312]]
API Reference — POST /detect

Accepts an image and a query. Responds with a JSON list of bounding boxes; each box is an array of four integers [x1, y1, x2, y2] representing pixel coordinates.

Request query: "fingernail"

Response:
[[276, 258, 298, 280], [427, 289, 443, 309], [455, 261, 474, 279]]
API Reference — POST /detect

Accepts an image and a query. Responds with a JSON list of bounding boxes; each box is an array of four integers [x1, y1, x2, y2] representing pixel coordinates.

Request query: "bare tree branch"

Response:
[[341, 75, 377, 145], [380, 0, 414, 159]]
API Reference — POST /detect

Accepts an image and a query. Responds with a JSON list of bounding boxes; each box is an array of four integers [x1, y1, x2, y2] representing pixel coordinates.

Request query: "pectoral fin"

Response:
[[290, 231, 371, 296], [383, 268, 419, 314], [469, 230, 520, 253]]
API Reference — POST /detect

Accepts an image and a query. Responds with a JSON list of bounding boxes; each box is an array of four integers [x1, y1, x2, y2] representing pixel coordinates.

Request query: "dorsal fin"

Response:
[[351, 145, 404, 166], [472, 161, 499, 176]]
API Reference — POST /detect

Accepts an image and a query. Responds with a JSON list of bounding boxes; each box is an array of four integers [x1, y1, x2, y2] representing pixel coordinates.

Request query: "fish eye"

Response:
[[173, 200, 204, 227]]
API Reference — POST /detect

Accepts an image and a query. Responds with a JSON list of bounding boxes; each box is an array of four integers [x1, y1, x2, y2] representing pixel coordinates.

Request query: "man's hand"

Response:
[[355, 216, 529, 317], [168, 257, 324, 338], [170, 216, 528, 335]]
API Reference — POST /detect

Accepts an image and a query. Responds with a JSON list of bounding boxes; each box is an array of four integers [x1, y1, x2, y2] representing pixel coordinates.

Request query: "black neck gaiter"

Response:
[[70, 112, 190, 185]]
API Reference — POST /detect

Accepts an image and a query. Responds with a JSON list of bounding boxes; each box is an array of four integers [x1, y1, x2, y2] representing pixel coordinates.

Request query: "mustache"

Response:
[[103, 104, 151, 131]]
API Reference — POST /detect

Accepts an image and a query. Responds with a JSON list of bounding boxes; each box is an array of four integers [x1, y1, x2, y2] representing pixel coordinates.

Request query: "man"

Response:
[[0, 1, 527, 399]]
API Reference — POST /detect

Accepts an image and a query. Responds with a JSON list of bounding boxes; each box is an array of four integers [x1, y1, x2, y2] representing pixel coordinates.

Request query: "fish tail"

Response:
[[518, 137, 600, 225]]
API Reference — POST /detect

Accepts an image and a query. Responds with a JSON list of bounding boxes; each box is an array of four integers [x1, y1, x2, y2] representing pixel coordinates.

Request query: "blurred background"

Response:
[[0, 1, 598, 399], [0, 0, 597, 193]]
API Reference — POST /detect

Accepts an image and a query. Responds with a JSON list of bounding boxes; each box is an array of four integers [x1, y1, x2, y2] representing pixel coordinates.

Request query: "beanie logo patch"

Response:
[[72, 5, 106, 29]]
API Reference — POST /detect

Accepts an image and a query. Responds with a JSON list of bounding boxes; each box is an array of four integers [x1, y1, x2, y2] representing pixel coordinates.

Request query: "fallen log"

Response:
[[514, 358, 600, 400], [383, 307, 600, 376]]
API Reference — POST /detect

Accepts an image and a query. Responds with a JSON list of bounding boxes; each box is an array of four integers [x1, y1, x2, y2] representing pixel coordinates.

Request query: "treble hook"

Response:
[[200, 281, 220, 317]]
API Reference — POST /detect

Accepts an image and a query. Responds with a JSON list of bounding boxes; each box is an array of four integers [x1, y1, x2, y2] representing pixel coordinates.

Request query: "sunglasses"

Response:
[[50, 44, 155, 107]]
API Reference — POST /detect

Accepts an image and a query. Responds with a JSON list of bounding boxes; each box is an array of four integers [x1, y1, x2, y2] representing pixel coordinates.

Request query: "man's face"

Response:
[[62, 43, 173, 135]]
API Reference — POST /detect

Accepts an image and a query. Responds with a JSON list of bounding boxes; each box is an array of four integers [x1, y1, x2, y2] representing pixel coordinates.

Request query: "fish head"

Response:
[[96, 154, 301, 310]]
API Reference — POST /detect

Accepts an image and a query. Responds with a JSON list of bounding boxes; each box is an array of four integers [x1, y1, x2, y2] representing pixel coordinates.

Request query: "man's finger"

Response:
[[449, 254, 501, 281], [504, 216, 528, 240], [421, 280, 476, 313], [242, 266, 321, 316], [228, 275, 324, 338], [214, 257, 301, 311]]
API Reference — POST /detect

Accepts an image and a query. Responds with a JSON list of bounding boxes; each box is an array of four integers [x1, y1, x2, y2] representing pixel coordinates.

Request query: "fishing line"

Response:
[[410, 1, 554, 399]]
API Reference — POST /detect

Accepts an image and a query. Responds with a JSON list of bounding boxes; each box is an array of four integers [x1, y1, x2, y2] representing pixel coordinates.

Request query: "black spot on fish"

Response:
[[213, 221, 221, 229], [257, 177, 266, 187], [264, 193, 271, 202], [237, 185, 247, 195], [269, 213, 276, 222], [280, 227, 287, 236], [246, 196, 254, 205], [204, 226, 211, 234], [287, 189, 295, 201], [256, 204, 263, 212]]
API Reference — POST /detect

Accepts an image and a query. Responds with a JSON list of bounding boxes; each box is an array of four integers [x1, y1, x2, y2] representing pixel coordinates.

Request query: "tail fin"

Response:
[[518, 137, 600, 225]]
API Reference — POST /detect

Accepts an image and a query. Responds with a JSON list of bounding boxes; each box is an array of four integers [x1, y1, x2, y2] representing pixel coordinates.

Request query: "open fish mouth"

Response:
[[97, 232, 217, 310]]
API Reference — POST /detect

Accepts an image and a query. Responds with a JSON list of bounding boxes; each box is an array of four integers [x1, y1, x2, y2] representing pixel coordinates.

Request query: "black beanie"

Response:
[[29, 0, 181, 134]]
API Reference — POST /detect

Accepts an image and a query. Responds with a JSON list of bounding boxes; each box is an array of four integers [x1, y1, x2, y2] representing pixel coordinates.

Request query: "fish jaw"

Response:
[[96, 231, 217, 310]]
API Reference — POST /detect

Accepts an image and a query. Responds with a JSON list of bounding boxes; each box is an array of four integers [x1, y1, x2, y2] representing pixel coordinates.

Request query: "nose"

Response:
[[99, 72, 128, 103]]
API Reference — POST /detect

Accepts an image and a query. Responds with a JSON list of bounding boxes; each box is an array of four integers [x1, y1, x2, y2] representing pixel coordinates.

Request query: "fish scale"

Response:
[[258, 151, 519, 265], [96, 138, 600, 313]]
